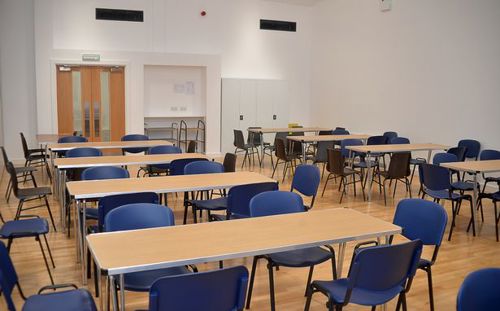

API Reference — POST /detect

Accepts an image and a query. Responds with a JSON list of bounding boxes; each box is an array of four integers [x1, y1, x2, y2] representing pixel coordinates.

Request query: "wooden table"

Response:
[[347, 143, 449, 200], [87, 208, 401, 311], [54, 153, 207, 229], [248, 127, 332, 166], [67, 171, 277, 284], [441, 159, 500, 235], [287, 134, 371, 160]]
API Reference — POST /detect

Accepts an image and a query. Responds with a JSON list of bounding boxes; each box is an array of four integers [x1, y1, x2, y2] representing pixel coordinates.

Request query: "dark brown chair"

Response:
[[187, 140, 197, 153], [233, 130, 259, 168], [377, 152, 412, 205], [271, 138, 300, 182], [322, 148, 365, 203], [223, 153, 237, 173], [20, 133, 51, 181]]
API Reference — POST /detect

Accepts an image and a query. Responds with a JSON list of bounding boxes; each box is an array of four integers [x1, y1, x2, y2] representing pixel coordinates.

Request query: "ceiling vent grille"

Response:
[[96, 8, 144, 22], [260, 19, 296, 32]]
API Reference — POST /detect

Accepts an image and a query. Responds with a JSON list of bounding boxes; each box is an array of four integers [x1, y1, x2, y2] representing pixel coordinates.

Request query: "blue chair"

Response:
[[479, 149, 500, 191], [169, 158, 208, 176], [81, 166, 129, 180], [433, 153, 479, 198], [305, 239, 423, 311], [340, 139, 363, 158], [458, 139, 481, 160], [246, 191, 336, 311], [383, 131, 398, 141], [65, 147, 102, 158], [139, 145, 183, 177], [457, 268, 500, 311], [121, 134, 149, 154], [148, 266, 249, 311], [0, 241, 97, 311], [291, 164, 321, 210], [420, 163, 474, 241], [331, 128, 349, 146], [210, 182, 279, 221], [104, 204, 194, 306], [433, 152, 457, 166], [55, 135, 88, 157], [393, 199, 448, 311], [184, 161, 225, 223], [447, 146, 467, 162]]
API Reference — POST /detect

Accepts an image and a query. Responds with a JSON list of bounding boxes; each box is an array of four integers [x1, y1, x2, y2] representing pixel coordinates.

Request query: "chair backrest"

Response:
[[433, 153, 458, 166], [1, 146, 10, 167], [6, 162, 20, 197], [332, 128, 349, 135], [104, 203, 175, 232], [457, 268, 500, 311], [97, 192, 159, 232], [314, 141, 334, 163], [184, 161, 224, 175], [274, 138, 288, 160], [340, 139, 363, 158], [291, 164, 320, 198], [327, 148, 345, 175], [81, 166, 129, 180], [390, 137, 410, 144], [66, 147, 103, 158], [274, 132, 288, 145], [233, 130, 246, 149], [387, 152, 411, 178], [227, 182, 279, 217], [169, 158, 208, 176], [345, 240, 422, 303], [447, 146, 467, 162], [149, 266, 249, 311], [147, 145, 182, 169], [479, 149, 500, 161], [393, 199, 448, 246], [383, 131, 398, 141], [121, 134, 149, 153], [249, 191, 304, 217], [223, 153, 237, 173], [19, 133, 30, 159], [247, 127, 262, 145], [367, 135, 388, 145], [57, 135, 88, 143], [187, 140, 197, 153], [458, 139, 480, 160], [0, 241, 18, 311], [421, 163, 451, 191]]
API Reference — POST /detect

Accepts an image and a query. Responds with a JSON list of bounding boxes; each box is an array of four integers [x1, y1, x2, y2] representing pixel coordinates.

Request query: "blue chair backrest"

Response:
[[57, 136, 88, 143], [0, 241, 18, 311], [383, 131, 398, 141], [121, 134, 149, 153], [458, 139, 481, 159], [457, 268, 500, 311], [228, 182, 279, 217], [390, 137, 410, 144], [421, 163, 451, 191], [347, 240, 422, 298], [433, 153, 457, 166], [393, 199, 448, 246], [332, 128, 349, 135], [170, 158, 208, 176], [480, 149, 500, 161], [97, 192, 159, 232], [340, 139, 363, 158], [291, 164, 320, 197], [184, 161, 224, 175], [146, 145, 182, 170], [249, 191, 304, 217], [447, 146, 467, 162], [149, 266, 249, 311], [367, 136, 388, 145], [66, 147, 102, 158], [81, 166, 130, 180], [104, 203, 174, 232]]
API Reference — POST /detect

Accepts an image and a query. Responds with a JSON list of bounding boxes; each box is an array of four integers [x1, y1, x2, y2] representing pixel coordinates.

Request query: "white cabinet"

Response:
[[221, 78, 289, 154]]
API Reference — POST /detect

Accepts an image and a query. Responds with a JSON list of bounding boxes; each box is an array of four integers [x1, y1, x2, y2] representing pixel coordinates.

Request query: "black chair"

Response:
[[312, 141, 334, 178], [233, 129, 259, 168], [1, 146, 37, 203], [271, 138, 300, 182], [322, 148, 364, 203], [376, 152, 412, 205], [20, 133, 51, 180], [223, 153, 237, 173], [187, 140, 197, 153], [6, 162, 56, 231]]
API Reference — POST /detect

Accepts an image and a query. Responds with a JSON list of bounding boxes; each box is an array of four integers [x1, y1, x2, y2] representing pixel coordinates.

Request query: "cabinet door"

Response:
[[256, 80, 276, 129], [238, 79, 257, 132], [221, 79, 241, 153], [272, 80, 289, 128]]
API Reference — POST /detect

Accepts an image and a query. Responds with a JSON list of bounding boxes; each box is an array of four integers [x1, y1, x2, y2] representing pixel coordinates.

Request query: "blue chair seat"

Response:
[[452, 181, 476, 191], [124, 266, 192, 292], [268, 247, 332, 267], [85, 208, 98, 220], [23, 288, 97, 311], [425, 189, 465, 201], [418, 258, 432, 269], [493, 192, 500, 201], [312, 278, 404, 306], [191, 197, 228, 211], [0, 218, 49, 238]]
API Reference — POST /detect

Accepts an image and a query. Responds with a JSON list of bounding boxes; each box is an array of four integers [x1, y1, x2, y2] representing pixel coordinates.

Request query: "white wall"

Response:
[[310, 0, 500, 150], [0, 0, 37, 158], [31, 0, 313, 154]]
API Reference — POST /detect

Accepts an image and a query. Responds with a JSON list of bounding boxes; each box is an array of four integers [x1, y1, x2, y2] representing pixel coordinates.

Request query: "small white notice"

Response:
[[380, 0, 392, 12], [185, 81, 195, 95], [174, 83, 185, 94]]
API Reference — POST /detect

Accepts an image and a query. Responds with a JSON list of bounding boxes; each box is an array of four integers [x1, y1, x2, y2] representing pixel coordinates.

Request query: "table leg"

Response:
[[260, 133, 264, 167], [82, 200, 88, 285], [302, 141, 306, 163], [119, 274, 125, 311], [99, 267, 104, 311], [61, 170, 67, 230], [472, 173, 478, 236], [110, 276, 118, 311], [75, 200, 82, 264], [366, 152, 373, 201], [336, 242, 346, 277]]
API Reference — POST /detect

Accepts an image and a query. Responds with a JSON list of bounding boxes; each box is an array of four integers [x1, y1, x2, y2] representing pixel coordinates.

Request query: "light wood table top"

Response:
[[347, 143, 449, 153], [54, 153, 207, 169], [67, 171, 276, 200], [87, 208, 401, 275], [37, 134, 68, 144], [440, 160, 500, 174], [48, 140, 171, 151], [248, 127, 332, 134], [287, 134, 370, 143]]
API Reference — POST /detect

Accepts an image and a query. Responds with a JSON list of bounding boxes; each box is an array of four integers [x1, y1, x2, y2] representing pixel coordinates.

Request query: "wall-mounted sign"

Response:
[[82, 54, 100, 62]]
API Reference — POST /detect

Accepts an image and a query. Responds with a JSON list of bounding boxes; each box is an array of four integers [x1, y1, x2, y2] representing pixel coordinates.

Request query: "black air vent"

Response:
[[260, 19, 296, 32], [96, 8, 144, 22]]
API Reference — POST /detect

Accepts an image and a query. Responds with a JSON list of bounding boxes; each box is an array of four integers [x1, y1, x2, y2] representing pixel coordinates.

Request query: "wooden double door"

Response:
[[56, 65, 125, 142]]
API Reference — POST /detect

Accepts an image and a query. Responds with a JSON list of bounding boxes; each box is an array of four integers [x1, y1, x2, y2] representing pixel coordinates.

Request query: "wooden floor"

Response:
[[1, 156, 499, 311]]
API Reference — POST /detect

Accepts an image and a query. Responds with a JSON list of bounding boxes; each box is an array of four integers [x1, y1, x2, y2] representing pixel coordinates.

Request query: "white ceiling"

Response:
[[263, 0, 324, 7]]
